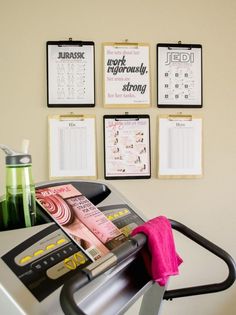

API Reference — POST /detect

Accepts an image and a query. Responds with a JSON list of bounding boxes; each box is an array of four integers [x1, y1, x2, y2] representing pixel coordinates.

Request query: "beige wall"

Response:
[[1, 0, 235, 314]]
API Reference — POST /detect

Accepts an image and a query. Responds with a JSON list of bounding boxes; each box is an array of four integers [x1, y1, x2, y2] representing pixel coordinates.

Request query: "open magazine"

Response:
[[35, 184, 127, 261]]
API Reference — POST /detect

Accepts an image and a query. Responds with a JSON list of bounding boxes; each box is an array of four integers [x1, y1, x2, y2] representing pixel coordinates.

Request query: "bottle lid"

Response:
[[6, 154, 32, 166]]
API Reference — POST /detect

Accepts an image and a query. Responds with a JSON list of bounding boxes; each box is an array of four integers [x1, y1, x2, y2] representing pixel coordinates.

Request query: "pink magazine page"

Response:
[[66, 195, 127, 249], [36, 184, 110, 261]]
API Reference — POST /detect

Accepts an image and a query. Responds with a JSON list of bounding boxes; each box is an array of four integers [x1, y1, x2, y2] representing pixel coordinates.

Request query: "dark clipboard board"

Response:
[[103, 114, 151, 180], [157, 43, 203, 108], [46, 40, 95, 107]]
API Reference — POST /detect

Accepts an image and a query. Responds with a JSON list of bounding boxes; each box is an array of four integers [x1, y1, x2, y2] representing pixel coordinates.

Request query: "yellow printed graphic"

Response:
[[64, 252, 87, 271], [20, 256, 32, 264], [73, 252, 86, 265], [34, 249, 44, 256], [64, 257, 77, 270], [106, 208, 130, 221], [46, 244, 56, 250], [57, 239, 66, 245]]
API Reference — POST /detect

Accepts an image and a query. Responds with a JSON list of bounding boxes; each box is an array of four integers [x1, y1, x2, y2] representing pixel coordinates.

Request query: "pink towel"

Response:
[[131, 216, 183, 286]]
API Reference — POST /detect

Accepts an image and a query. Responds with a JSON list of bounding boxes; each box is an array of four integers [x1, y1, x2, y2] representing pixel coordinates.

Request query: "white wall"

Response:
[[1, 0, 235, 314]]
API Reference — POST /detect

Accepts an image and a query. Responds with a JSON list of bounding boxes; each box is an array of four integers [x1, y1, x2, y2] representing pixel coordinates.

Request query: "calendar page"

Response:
[[48, 115, 97, 179]]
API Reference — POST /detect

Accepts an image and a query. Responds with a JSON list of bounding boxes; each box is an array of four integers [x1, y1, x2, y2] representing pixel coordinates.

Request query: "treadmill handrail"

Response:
[[60, 234, 146, 315], [60, 272, 89, 315], [60, 220, 236, 315], [164, 219, 236, 300]]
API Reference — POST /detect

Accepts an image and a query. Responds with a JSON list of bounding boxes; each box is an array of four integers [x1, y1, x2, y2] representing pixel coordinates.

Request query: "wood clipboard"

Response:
[[103, 114, 151, 179], [158, 114, 203, 178], [157, 43, 203, 108], [48, 114, 97, 179], [103, 42, 151, 108], [47, 40, 95, 107]]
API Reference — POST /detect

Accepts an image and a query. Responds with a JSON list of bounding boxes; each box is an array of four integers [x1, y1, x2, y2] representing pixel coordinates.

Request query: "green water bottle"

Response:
[[0, 142, 36, 230]]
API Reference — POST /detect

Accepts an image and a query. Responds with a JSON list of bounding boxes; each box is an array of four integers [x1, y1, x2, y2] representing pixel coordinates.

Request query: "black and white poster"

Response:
[[157, 43, 202, 108], [47, 41, 95, 107]]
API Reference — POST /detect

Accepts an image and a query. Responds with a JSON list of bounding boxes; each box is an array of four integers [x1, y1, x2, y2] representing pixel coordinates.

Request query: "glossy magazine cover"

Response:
[[36, 184, 126, 261]]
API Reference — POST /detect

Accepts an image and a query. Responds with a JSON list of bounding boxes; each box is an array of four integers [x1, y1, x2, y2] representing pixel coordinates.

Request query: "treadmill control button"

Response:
[[46, 261, 71, 279], [57, 239, 66, 245], [34, 249, 44, 257], [46, 244, 56, 250], [20, 256, 32, 264], [34, 263, 42, 270]]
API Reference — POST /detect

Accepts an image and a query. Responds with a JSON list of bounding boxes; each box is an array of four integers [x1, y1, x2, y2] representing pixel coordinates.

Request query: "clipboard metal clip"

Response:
[[168, 114, 192, 121], [114, 112, 140, 121], [168, 41, 192, 50], [58, 39, 84, 47], [115, 117, 139, 121], [114, 39, 139, 48], [59, 113, 85, 121]]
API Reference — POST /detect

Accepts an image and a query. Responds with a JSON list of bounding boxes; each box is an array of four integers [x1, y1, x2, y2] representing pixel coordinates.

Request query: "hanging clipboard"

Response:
[[48, 114, 97, 179], [157, 43, 202, 108], [47, 40, 95, 107], [103, 114, 151, 179], [158, 114, 203, 178], [103, 42, 151, 108]]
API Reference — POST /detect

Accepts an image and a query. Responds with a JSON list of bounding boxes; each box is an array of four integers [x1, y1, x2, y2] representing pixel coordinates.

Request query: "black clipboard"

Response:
[[103, 114, 151, 180], [47, 40, 95, 107], [157, 43, 203, 108]]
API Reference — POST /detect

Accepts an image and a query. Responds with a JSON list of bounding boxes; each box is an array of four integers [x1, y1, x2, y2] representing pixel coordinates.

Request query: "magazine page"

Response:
[[36, 184, 127, 261]]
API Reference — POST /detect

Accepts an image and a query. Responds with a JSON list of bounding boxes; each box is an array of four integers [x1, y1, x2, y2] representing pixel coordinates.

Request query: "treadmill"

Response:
[[0, 180, 235, 315]]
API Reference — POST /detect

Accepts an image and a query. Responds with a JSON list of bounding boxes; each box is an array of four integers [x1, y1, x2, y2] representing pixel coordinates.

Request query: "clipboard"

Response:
[[157, 43, 202, 108], [47, 40, 95, 107], [158, 114, 203, 178], [48, 114, 97, 179], [103, 42, 151, 108], [103, 114, 151, 179]]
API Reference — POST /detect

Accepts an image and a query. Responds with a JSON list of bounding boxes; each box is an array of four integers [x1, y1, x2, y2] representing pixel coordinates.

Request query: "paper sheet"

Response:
[[157, 44, 202, 107], [47, 42, 95, 106], [103, 43, 150, 107], [104, 115, 151, 178], [49, 116, 96, 178], [158, 116, 202, 177]]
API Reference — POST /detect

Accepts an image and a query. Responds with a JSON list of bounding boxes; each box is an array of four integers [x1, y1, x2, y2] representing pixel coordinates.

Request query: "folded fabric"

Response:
[[131, 216, 183, 286]]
